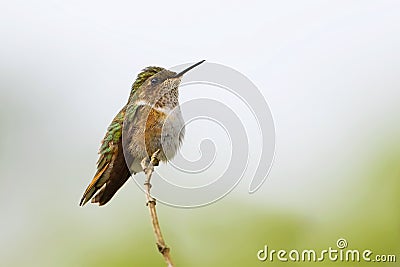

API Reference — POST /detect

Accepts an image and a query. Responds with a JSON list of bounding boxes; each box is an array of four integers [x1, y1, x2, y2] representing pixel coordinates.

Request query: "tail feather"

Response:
[[80, 141, 132, 206], [91, 172, 130, 206], [79, 163, 109, 206]]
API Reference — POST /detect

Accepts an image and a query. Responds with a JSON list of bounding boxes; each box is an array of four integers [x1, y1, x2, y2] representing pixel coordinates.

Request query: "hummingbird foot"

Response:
[[150, 154, 160, 166], [150, 149, 161, 166], [152, 157, 160, 166], [144, 155, 160, 167]]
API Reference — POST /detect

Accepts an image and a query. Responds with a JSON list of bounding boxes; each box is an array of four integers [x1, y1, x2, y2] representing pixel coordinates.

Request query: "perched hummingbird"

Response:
[[80, 60, 205, 206]]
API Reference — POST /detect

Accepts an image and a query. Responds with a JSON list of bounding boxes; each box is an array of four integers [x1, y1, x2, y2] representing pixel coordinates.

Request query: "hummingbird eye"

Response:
[[150, 77, 159, 85]]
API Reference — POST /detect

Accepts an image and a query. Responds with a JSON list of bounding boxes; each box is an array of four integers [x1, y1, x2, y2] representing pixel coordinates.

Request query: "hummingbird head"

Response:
[[131, 60, 205, 109]]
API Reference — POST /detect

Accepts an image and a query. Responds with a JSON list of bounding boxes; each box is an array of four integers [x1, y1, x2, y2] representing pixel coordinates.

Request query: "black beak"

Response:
[[174, 60, 205, 78]]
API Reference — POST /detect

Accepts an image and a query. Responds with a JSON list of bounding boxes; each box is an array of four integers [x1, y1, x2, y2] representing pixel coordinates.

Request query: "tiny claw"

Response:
[[152, 157, 160, 166], [150, 149, 161, 166]]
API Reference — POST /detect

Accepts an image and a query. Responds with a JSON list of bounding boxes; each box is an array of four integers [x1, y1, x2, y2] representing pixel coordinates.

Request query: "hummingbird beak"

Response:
[[174, 60, 205, 78]]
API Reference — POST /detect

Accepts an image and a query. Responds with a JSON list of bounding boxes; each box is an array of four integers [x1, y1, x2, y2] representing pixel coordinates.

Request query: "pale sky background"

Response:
[[1, 1, 400, 265]]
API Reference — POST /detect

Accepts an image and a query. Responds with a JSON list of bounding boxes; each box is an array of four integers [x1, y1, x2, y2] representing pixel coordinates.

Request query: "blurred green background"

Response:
[[1, 1, 399, 266]]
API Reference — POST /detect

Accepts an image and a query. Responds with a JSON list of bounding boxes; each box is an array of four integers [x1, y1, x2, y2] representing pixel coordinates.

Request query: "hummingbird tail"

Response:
[[79, 163, 109, 206], [79, 147, 132, 206], [91, 173, 130, 205]]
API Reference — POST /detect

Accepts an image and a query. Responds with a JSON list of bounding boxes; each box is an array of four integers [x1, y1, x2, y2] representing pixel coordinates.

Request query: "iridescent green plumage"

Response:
[[97, 108, 124, 171]]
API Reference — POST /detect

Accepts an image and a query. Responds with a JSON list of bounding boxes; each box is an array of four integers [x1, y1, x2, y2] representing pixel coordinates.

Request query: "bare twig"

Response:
[[141, 149, 174, 267]]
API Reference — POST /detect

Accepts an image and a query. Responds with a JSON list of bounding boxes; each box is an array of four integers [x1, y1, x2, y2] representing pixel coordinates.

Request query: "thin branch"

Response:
[[141, 150, 174, 267]]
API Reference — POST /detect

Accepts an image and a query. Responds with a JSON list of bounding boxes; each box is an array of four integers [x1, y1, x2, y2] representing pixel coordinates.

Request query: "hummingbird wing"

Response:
[[80, 106, 133, 206], [80, 66, 166, 206]]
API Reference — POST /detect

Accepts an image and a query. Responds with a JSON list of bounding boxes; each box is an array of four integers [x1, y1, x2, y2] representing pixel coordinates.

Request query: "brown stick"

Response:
[[141, 150, 174, 267]]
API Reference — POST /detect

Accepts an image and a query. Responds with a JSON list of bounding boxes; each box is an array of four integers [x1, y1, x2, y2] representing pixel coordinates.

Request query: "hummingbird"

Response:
[[80, 60, 205, 206]]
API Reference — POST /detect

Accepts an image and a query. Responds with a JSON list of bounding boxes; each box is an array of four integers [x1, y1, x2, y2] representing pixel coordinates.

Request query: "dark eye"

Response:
[[151, 78, 158, 85]]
